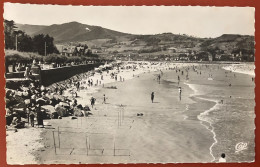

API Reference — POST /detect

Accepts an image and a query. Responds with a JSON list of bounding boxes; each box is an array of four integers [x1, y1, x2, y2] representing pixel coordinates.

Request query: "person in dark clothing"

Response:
[[76, 81, 80, 91], [103, 94, 106, 104], [90, 97, 96, 108], [29, 111, 35, 127], [36, 104, 44, 128], [151, 92, 154, 103]]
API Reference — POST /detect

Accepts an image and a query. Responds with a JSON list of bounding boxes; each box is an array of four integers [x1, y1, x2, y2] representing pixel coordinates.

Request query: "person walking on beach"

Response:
[[24, 67, 30, 79], [151, 92, 155, 103], [178, 87, 182, 101], [76, 81, 80, 91], [29, 111, 35, 127], [90, 97, 96, 108], [102, 94, 107, 104], [219, 153, 226, 162], [36, 104, 44, 128]]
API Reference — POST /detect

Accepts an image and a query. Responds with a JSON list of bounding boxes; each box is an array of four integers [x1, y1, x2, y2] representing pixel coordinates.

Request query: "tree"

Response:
[[17, 31, 33, 52], [33, 34, 59, 55], [4, 20, 16, 49], [44, 54, 67, 66]]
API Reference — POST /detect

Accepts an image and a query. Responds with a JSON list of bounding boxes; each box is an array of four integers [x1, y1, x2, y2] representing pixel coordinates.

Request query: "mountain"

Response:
[[200, 34, 254, 54], [16, 21, 129, 43], [15, 24, 47, 36], [15, 21, 254, 61]]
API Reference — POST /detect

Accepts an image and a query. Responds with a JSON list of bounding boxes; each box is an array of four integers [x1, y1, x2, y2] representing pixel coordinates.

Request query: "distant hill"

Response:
[[200, 34, 254, 54], [15, 24, 47, 36], [16, 21, 129, 43], [15, 21, 254, 60]]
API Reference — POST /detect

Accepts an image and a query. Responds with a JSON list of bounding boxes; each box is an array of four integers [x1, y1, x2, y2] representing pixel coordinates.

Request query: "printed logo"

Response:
[[235, 142, 248, 153]]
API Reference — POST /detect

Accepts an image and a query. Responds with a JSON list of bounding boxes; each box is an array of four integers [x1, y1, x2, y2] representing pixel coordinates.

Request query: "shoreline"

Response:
[[222, 63, 255, 76], [185, 82, 218, 162], [184, 63, 255, 163]]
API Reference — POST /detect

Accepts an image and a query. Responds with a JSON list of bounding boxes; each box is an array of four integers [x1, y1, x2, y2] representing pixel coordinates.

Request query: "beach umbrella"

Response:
[[55, 105, 69, 117], [36, 98, 47, 105], [24, 99, 31, 105], [21, 86, 29, 91], [15, 91, 23, 96], [42, 105, 57, 119], [22, 91, 29, 97], [53, 94, 64, 100], [42, 105, 56, 113], [59, 102, 70, 108]]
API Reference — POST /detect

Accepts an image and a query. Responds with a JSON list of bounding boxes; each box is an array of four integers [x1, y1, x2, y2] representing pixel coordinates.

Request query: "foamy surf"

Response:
[[197, 98, 220, 162], [222, 64, 255, 76], [184, 82, 220, 162]]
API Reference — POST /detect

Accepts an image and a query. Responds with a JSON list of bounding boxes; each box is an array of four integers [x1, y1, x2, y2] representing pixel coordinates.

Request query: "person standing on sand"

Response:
[[36, 104, 44, 128], [76, 81, 80, 91], [219, 153, 226, 162], [29, 111, 35, 127], [90, 97, 96, 108], [158, 74, 161, 84], [24, 67, 30, 79], [103, 94, 106, 104], [151, 92, 155, 103], [178, 87, 182, 101]]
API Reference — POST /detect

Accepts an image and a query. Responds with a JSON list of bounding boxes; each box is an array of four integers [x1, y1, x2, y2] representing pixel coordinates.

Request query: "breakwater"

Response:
[[40, 63, 103, 86], [6, 63, 103, 87]]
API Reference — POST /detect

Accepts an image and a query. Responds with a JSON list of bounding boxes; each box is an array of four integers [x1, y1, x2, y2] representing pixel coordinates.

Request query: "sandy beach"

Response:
[[6, 62, 255, 164]]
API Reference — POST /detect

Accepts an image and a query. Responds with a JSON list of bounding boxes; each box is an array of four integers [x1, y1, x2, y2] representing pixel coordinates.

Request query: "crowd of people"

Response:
[[5, 60, 136, 129]]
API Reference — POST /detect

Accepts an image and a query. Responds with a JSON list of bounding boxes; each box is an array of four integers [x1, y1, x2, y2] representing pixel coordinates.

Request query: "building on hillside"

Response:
[[56, 45, 77, 56], [56, 45, 90, 56], [178, 54, 189, 61], [62, 46, 77, 56]]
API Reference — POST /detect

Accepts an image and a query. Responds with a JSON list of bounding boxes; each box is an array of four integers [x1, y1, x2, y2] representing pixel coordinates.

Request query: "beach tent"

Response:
[[94, 67, 100, 72], [55, 104, 69, 117], [59, 102, 70, 108], [41, 105, 56, 119], [36, 98, 47, 106]]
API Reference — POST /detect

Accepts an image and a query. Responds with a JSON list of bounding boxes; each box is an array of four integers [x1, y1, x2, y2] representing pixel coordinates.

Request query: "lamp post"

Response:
[[45, 42, 47, 56], [15, 34, 18, 51]]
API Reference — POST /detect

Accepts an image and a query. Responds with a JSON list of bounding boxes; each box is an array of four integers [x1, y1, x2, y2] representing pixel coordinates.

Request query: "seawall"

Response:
[[40, 63, 103, 86], [5, 63, 103, 88]]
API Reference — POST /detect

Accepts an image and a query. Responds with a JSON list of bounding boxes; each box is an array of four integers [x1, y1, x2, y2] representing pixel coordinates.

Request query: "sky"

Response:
[[4, 3, 255, 38]]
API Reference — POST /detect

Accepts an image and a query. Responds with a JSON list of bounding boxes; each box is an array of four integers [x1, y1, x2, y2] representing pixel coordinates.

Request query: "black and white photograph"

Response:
[[3, 3, 255, 164]]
